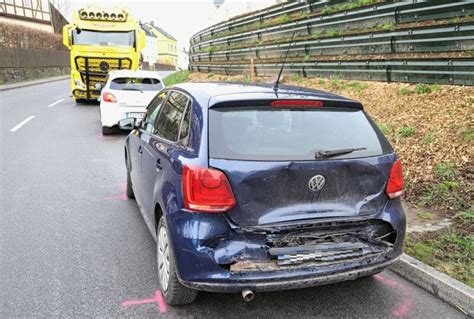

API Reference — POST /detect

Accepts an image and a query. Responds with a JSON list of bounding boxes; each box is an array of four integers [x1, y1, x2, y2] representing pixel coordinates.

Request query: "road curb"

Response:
[[0, 75, 69, 91], [390, 253, 473, 317]]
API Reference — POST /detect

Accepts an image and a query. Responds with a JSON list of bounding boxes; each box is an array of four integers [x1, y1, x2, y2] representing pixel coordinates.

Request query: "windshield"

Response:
[[72, 30, 135, 47], [209, 107, 388, 161], [110, 77, 163, 91]]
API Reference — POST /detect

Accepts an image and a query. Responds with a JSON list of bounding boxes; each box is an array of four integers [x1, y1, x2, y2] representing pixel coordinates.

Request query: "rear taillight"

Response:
[[102, 92, 117, 103], [386, 160, 403, 199], [182, 165, 236, 213]]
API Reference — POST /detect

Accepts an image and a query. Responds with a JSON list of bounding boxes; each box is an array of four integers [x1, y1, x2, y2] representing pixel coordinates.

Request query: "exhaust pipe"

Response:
[[242, 289, 255, 302]]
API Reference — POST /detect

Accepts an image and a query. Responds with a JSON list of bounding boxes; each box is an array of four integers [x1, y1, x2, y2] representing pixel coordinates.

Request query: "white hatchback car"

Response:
[[100, 70, 165, 135]]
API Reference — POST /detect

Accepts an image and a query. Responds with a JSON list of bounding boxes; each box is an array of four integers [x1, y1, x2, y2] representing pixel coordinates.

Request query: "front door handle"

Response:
[[138, 145, 143, 154], [156, 159, 162, 171]]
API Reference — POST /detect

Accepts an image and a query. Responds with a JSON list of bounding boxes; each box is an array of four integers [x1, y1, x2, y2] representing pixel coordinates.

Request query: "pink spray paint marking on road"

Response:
[[122, 290, 168, 313], [104, 183, 128, 201], [373, 274, 413, 318]]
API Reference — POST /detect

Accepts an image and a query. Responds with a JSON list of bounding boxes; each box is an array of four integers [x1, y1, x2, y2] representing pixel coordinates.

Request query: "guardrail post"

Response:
[[394, 7, 400, 25], [386, 65, 392, 83], [390, 36, 395, 54]]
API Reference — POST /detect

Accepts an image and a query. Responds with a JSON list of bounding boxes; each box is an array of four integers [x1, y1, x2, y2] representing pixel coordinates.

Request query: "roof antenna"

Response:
[[273, 31, 297, 93]]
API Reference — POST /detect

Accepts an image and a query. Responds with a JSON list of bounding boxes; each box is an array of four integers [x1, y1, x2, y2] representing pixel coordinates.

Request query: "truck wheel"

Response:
[[157, 216, 198, 305], [102, 126, 115, 135]]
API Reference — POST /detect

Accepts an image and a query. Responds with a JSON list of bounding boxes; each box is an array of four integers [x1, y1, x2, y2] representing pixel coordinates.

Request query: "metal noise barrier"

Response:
[[189, 1, 474, 86]]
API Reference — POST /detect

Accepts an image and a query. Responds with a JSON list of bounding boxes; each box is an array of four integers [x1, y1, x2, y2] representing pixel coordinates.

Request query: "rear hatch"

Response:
[[208, 100, 394, 227], [110, 76, 163, 107]]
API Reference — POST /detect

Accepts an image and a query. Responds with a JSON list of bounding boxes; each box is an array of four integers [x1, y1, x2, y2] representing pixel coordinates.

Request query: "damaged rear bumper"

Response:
[[167, 199, 405, 293], [179, 254, 400, 293]]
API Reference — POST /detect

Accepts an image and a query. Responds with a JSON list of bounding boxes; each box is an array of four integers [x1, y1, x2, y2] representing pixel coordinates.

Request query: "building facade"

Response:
[[140, 22, 158, 67], [143, 21, 178, 69], [0, 0, 52, 32]]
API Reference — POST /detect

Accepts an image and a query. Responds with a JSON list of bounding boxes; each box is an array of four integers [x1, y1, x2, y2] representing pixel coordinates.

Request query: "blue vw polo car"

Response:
[[119, 82, 405, 305]]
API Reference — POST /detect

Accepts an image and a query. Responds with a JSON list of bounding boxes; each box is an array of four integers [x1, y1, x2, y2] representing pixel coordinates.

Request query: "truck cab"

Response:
[[63, 7, 146, 102]]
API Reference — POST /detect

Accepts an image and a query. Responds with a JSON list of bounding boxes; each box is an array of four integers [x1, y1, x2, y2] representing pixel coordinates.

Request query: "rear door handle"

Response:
[[156, 159, 162, 171], [138, 145, 143, 154]]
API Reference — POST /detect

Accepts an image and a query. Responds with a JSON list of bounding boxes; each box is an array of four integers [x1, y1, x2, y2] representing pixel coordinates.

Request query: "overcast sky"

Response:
[[63, 0, 278, 68], [66, 0, 219, 53]]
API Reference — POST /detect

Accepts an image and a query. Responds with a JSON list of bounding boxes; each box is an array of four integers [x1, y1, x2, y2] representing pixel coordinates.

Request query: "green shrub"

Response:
[[378, 23, 395, 30], [398, 126, 416, 138], [278, 14, 290, 24], [205, 46, 215, 54], [326, 29, 343, 37], [454, 210, 474, 225], [399, 87, 412, 95], [422, 181, 458, 206], [346, 81, 368, 92], [436, 162, 458, 179], [378, 123, 395, 136], [415, 84, 438, 94], [163, 70, 190, 86], [463, 127, 473, 143], [421, 132, 435, 144]]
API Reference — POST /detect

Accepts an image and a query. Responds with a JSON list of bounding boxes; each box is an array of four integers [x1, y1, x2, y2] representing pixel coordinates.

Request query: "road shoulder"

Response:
[[390, 253, 474, 317]]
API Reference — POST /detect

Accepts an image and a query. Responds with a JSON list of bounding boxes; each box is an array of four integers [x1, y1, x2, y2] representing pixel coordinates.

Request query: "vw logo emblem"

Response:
[[308, 175, 325, 192]]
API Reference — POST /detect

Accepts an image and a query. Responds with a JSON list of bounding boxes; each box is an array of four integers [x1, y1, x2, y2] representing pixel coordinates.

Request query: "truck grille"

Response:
[[74, 56, 132, 99]]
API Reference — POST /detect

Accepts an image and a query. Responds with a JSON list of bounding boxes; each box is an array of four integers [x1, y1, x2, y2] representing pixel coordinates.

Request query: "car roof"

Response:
[[108, 70, 163, 79], [172, 82, 363, 109]]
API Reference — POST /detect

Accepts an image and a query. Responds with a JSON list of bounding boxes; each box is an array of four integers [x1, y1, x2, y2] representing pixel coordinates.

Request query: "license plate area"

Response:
[[125, 112, 145, 119]]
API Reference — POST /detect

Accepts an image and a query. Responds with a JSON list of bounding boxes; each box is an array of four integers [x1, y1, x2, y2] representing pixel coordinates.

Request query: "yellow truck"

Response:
[[63, 7, 145, 102]]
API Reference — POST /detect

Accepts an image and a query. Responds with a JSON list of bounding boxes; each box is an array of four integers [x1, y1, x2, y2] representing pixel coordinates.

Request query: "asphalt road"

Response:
[[0, 79, 467, 318]]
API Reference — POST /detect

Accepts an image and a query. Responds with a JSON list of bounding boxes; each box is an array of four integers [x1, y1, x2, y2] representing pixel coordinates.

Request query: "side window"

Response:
[[143, 91, 167, 133], [155, 91, 188, 141], [178, 102, 192, 146]]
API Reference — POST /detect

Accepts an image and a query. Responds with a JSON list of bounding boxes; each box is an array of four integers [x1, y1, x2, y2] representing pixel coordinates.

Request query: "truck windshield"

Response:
[[72, 30, 135, 47]]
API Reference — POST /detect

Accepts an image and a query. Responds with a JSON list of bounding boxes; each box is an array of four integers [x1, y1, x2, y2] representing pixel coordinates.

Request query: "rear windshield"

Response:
[[110, 77, 163, 91], [209, 107, 387, 161]]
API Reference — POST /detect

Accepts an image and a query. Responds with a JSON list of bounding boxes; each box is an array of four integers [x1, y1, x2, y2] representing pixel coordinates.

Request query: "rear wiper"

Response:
[[315, 147, 367, 159]]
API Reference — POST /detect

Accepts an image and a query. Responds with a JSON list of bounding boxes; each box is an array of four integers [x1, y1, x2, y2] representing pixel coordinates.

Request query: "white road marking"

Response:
[[48, 98, 65, 107], [9, 115, 35, 132]]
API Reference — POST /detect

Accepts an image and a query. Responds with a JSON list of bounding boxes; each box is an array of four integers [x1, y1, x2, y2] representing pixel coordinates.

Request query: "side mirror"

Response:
[[119, 118, 141, 130], [62, 24, 74, 49]]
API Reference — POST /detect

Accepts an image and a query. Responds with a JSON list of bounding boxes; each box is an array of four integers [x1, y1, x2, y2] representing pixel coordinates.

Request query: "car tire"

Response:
[[157, 216, 198, 305], [126, 163, 134, 199], [102, 126, 115, 135]]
